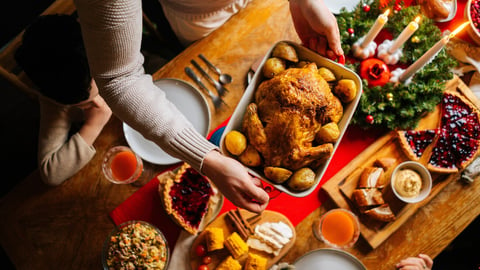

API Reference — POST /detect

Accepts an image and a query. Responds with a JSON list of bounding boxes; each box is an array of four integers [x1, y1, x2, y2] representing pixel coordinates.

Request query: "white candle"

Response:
[[361, 9, 390, 48], [388, 16, 420, 54], [399, 22, 470, 82]]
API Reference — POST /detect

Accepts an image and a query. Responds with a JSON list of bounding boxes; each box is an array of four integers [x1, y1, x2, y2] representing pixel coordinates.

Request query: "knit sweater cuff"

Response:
[[169, 128, 218, 173]]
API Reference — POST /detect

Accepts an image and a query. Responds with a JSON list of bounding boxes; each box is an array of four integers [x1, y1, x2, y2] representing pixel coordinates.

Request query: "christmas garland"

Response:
[[336, 0, 457, 130]]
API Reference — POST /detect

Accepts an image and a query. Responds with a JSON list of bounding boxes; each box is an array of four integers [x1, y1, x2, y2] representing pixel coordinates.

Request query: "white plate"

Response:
[[325, 0, 360, 14], [294, 248, 366, 270], [123, 78, 211, 165]]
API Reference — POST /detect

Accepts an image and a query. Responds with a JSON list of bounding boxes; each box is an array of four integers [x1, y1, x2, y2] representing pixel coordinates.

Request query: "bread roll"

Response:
[[358, 167, 385, 189], [364, 204, 396, 222], [352, 188, 385, 208], [373, 157, 397, 171]]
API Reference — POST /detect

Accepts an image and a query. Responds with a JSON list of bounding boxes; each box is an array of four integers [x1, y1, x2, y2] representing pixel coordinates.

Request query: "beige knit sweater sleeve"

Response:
[[37, 97, 96, 186], [74, 0, 217, 172]]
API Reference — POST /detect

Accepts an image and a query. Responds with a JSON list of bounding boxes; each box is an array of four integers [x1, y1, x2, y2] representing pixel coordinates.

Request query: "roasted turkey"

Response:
[[242, 63, 343, 171]]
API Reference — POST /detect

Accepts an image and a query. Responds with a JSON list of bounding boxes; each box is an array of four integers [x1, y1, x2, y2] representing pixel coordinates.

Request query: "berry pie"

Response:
[[162, 163, 217, 234], [398, 91, 480, 174], [397, 129, 439, 161]]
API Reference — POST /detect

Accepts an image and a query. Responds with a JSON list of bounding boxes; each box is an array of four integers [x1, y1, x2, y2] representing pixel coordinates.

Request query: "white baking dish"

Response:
[[220, 41, 362, 197]]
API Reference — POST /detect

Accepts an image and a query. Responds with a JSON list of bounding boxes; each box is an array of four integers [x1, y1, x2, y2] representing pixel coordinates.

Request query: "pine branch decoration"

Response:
[[337, 0, 457, 130]]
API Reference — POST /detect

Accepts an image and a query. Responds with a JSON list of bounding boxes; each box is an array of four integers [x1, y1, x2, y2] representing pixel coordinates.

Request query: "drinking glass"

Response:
[[313, 208, 360, 249], [102, 146, 143, 184]]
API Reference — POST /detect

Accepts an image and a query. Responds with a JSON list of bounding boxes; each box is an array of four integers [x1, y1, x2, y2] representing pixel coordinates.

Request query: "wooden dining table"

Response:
[[1, 0, 479, 269]]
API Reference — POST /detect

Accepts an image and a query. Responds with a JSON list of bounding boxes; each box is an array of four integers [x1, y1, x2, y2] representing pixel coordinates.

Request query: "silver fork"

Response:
[[184, 67, 225, 109], [190, 59, 229, 96]]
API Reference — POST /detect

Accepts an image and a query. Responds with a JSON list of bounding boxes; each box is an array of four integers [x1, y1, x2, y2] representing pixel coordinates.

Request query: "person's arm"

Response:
[[77, 94, 112, 145], [289, 0, 343, 58], [37, 98, 97, 186], [74, 0, 268, 212]]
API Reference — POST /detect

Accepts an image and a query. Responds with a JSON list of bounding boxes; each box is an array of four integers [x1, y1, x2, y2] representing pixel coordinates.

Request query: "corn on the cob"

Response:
[[244, 253, 267, 270], [224, 232, 248, 259], [216, 255, 242, 270], [205, 227, 224, 252]]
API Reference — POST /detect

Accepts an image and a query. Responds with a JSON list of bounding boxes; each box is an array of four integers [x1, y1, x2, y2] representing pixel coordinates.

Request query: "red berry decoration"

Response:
[[359, 58, 391, 87], [202, 256, 212, 264], [197, 265, 209, 270], [347, 28, 354, 35], [363, 4, 371, 12], [394, 4, 402, 12], [195, 244, 207, 257], [366, 115, 374, 124]]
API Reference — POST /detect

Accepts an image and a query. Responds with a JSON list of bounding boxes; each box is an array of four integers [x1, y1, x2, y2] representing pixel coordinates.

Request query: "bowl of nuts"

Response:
[[466, 0, 480, 45]]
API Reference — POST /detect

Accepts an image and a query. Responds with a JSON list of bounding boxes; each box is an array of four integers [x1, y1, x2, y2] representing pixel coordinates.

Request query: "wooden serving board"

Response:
[[322, 76, 478, 249], [189, 209, 296, 270]]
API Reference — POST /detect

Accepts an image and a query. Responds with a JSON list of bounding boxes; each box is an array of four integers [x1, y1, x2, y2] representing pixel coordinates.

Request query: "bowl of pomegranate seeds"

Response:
[[466, 0, 480, 45]]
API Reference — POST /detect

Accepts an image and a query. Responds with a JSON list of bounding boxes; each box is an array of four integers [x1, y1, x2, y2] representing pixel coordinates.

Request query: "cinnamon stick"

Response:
[[235, 208, 254, 234], [226, 211, 249, 239]]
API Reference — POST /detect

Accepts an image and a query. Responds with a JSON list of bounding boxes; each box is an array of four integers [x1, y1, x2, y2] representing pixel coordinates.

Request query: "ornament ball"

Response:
[[366, 115, 374, 124], [394, 4, 402, 12], [363, 4, 371, 12]]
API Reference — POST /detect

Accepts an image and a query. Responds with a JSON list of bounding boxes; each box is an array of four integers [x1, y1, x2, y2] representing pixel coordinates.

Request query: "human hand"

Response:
[[396, 254, 433, 270], [78, 95, 112, 145], [81, 94, 112, 128], [289, 0, 343, 60], [202, 150, 269, 213]]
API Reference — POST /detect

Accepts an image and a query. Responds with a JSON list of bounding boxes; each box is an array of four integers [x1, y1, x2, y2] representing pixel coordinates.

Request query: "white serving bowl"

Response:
[[219, 41, 362, 197], [391, 161, 432, 204]]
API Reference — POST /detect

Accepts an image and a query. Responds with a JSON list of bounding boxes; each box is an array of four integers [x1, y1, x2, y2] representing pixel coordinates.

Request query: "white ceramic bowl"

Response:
[[466, 0, 480, 45], [391, 161, 432, 204], [219, 41, 362, 197]]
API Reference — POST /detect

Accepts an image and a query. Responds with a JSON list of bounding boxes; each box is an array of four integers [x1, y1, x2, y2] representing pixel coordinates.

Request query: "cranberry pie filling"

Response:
[[399, 92, 480, 173], [162, 163, 215, 234], [402, 129, 438, 159]]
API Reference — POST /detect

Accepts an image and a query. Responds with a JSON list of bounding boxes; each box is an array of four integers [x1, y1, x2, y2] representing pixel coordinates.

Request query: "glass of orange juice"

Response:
[[102, 146, 143, 184], [313, 208, 360, 249]]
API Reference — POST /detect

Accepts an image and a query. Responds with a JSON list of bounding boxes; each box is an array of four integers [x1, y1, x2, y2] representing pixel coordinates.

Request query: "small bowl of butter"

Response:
[[391, 161, 432, 204]]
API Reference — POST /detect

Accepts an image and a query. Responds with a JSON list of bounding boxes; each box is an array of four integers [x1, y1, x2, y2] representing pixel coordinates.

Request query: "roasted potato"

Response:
[[272, 42, 299, 62], [287, 167, 316, 191], [318, 67, 336, 82], [295, 61, 310, 68], [264, 166, 292, 184], [238, 145, 262, 167], [316, 122, 340, 144], [224, 130, 247, 155], [263, 57, 286, 78], [334, 79, 357, 103]]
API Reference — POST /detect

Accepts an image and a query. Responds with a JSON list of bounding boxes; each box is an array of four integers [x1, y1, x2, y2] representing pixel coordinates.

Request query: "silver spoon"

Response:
[[198, 54, 233, 85]]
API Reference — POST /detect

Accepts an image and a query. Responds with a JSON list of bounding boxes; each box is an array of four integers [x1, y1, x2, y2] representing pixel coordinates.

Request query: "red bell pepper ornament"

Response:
[[359, 58, 391, 87]]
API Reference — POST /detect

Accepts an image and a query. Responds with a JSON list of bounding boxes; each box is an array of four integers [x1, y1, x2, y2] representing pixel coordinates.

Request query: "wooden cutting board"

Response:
[[322, 76, 479, 249], [189, 209, 296, 270]]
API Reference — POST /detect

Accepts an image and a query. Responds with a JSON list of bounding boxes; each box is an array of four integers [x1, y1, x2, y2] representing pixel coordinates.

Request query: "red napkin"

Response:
[[109, 164, 182, 250]]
